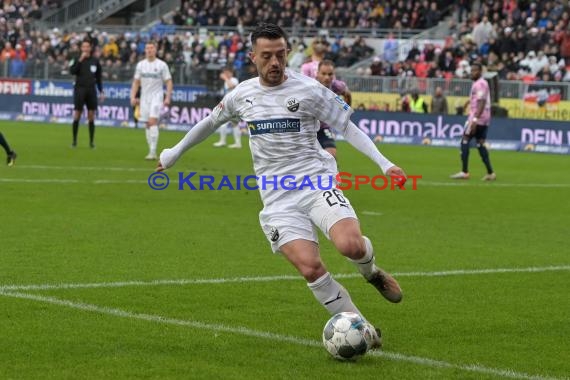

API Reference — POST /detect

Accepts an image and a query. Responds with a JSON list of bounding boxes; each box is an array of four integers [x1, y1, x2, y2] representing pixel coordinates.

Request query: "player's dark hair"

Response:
[[471, 62, 482, 70], [318, 59, 335, 70], [82, 38, 92, 45], [250, 23, 288, 46]]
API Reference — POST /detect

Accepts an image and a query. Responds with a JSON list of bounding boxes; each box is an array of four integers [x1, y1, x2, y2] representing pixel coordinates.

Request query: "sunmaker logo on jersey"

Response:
[[247, 118, 301, 135]]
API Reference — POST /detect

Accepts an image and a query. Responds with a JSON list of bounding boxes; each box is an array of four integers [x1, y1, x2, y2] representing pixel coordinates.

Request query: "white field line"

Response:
[[419, 181, 570, 188], [361, 210, 383, 216], [0, 290, 565, 380], [1, 265, 569, 292], [17, 165, 152, 172]]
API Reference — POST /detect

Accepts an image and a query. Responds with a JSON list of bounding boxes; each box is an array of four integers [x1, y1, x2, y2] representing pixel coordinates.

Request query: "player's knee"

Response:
[[335, 235, 366, 260], [299, 262, 326, 283]]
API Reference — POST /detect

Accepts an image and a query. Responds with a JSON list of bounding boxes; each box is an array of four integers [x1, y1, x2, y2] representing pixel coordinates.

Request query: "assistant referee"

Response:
[[69, 39, 104, 148]]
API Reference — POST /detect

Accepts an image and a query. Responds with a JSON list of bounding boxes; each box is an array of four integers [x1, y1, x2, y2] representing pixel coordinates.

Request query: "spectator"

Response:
[[472, 16, 495, 48], [288, 44, 306, 71], [431, 86, 448, 114], [1, 42, 15, 61], [383, 32, 399, 64], [410, 89, 428, 113], [425, 2, 442, 28]]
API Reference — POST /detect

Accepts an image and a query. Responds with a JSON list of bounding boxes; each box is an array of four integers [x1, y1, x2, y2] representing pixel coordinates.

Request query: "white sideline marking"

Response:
[[0, 178, 81, 183], [1, 265, 569, 292], [0, 178, 146, 184], [420, 181, 570, 188], [0, 290, 564, 380], [17, 165, 152, 172], [361, 210, 383, 216]]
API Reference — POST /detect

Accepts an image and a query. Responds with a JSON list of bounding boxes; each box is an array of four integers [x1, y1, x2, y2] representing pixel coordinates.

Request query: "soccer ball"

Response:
[[322, 312, 371, 361]]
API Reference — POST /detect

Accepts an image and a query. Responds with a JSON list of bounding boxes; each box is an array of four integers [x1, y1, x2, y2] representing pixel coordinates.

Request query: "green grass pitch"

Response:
[[0, 121, 569, 379]]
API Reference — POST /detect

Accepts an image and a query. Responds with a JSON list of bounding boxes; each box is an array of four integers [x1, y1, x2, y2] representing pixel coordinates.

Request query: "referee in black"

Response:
[[69, 38, 104, 148]]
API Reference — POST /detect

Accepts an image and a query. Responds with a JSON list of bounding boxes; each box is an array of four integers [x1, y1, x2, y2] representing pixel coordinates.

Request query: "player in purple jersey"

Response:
[[315, 60, 352, 159], [450, 62, 496, 181]]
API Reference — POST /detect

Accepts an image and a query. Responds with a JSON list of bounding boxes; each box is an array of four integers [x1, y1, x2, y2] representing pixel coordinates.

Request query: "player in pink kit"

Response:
[[315, 60, 352, 159], [450, 63, 496, 181], [300, 37, 328, 78]]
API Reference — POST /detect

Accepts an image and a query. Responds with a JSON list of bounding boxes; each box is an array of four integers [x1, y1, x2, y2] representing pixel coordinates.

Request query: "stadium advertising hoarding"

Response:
[[0, 79, 211, 128], [353, 92, 570, 121], [0, 79, 568, 154], [351, 111, 570, 155]]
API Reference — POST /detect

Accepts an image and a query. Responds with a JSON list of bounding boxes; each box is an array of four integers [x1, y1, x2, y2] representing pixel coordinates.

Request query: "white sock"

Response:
[[145, 127, 151, 150], [307, 272, 361, 316], [232, 125, 241, 146], [349, 236, 377, 280], [149, 125, 159, 155], [218, 124, 228, 143]]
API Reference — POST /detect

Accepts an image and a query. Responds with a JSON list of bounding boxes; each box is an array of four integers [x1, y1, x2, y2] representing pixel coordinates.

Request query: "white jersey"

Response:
[[134, 58, 172, 103], [212, 70, 352, 205]]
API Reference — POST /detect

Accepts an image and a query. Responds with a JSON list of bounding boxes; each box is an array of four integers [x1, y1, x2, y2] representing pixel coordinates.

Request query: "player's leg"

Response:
[[146, 98, 162, 160], [308, 189, 402, 303], [228, 123, 242, 148], [213, 122, 229, 147], [330, 219, 402, 304], [450, 126, 473, 179], [145, 117, 159, 160], [280, 239, 362, 316], [0, 132, 16, 166], [71, 88, 85, 147], [317, 128, 337, 159], [260, 207, 361, 316], [475, 126, 496, 181], [86, 88, 98, 148], [138, 98, 151, 158]]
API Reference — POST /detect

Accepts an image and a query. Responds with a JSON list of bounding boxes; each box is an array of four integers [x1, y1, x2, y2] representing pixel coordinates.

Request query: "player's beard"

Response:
[[264, 67, 284, 86]]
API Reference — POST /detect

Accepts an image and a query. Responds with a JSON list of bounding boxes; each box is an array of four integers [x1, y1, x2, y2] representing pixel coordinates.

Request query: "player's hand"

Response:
[[386, 166, 407, 187], [99, 92, 105, 103], [163, 98, 171, 107], [79, 52, 88, 61], [130, 98, 137, 107], [158, 148, 176, 171]]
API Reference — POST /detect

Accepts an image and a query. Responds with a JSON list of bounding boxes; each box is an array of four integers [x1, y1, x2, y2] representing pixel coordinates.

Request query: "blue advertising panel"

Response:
[[0, 79, 568, 155], [351, 111, 570, 154]]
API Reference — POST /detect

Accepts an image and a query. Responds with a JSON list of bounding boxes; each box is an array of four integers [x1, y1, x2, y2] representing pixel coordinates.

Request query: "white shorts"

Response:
[[139, 96, 162, 122], [259, 188, 358, 253]]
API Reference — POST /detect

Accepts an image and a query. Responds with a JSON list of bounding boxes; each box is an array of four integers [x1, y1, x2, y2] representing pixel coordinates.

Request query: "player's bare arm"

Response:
[[130, 79, 140, 107], [164, 79, 173, 106]]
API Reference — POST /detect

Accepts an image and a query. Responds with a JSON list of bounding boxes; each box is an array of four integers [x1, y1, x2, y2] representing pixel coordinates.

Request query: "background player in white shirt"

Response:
[[213, 68, 241, 148], [130, 41, 173, 160], [157, 23, 407, 349]]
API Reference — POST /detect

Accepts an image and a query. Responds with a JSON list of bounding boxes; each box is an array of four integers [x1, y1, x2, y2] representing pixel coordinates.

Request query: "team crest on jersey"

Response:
[[90, 65, 97, 73], [286, 97, 300, 112], [269, 227, 279, 242]]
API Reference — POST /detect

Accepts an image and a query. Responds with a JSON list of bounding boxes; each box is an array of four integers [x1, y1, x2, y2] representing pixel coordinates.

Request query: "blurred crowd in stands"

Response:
[[1, 0, 570, 88], [173, 0, 453, 30], [358, 0, 570, 83]]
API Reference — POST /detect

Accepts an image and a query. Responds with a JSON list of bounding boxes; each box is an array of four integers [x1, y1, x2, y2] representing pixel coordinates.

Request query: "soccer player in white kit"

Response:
[[213, 68, 242, 148], [158, 23, 406, 350], [130, 41, 173, 160]]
